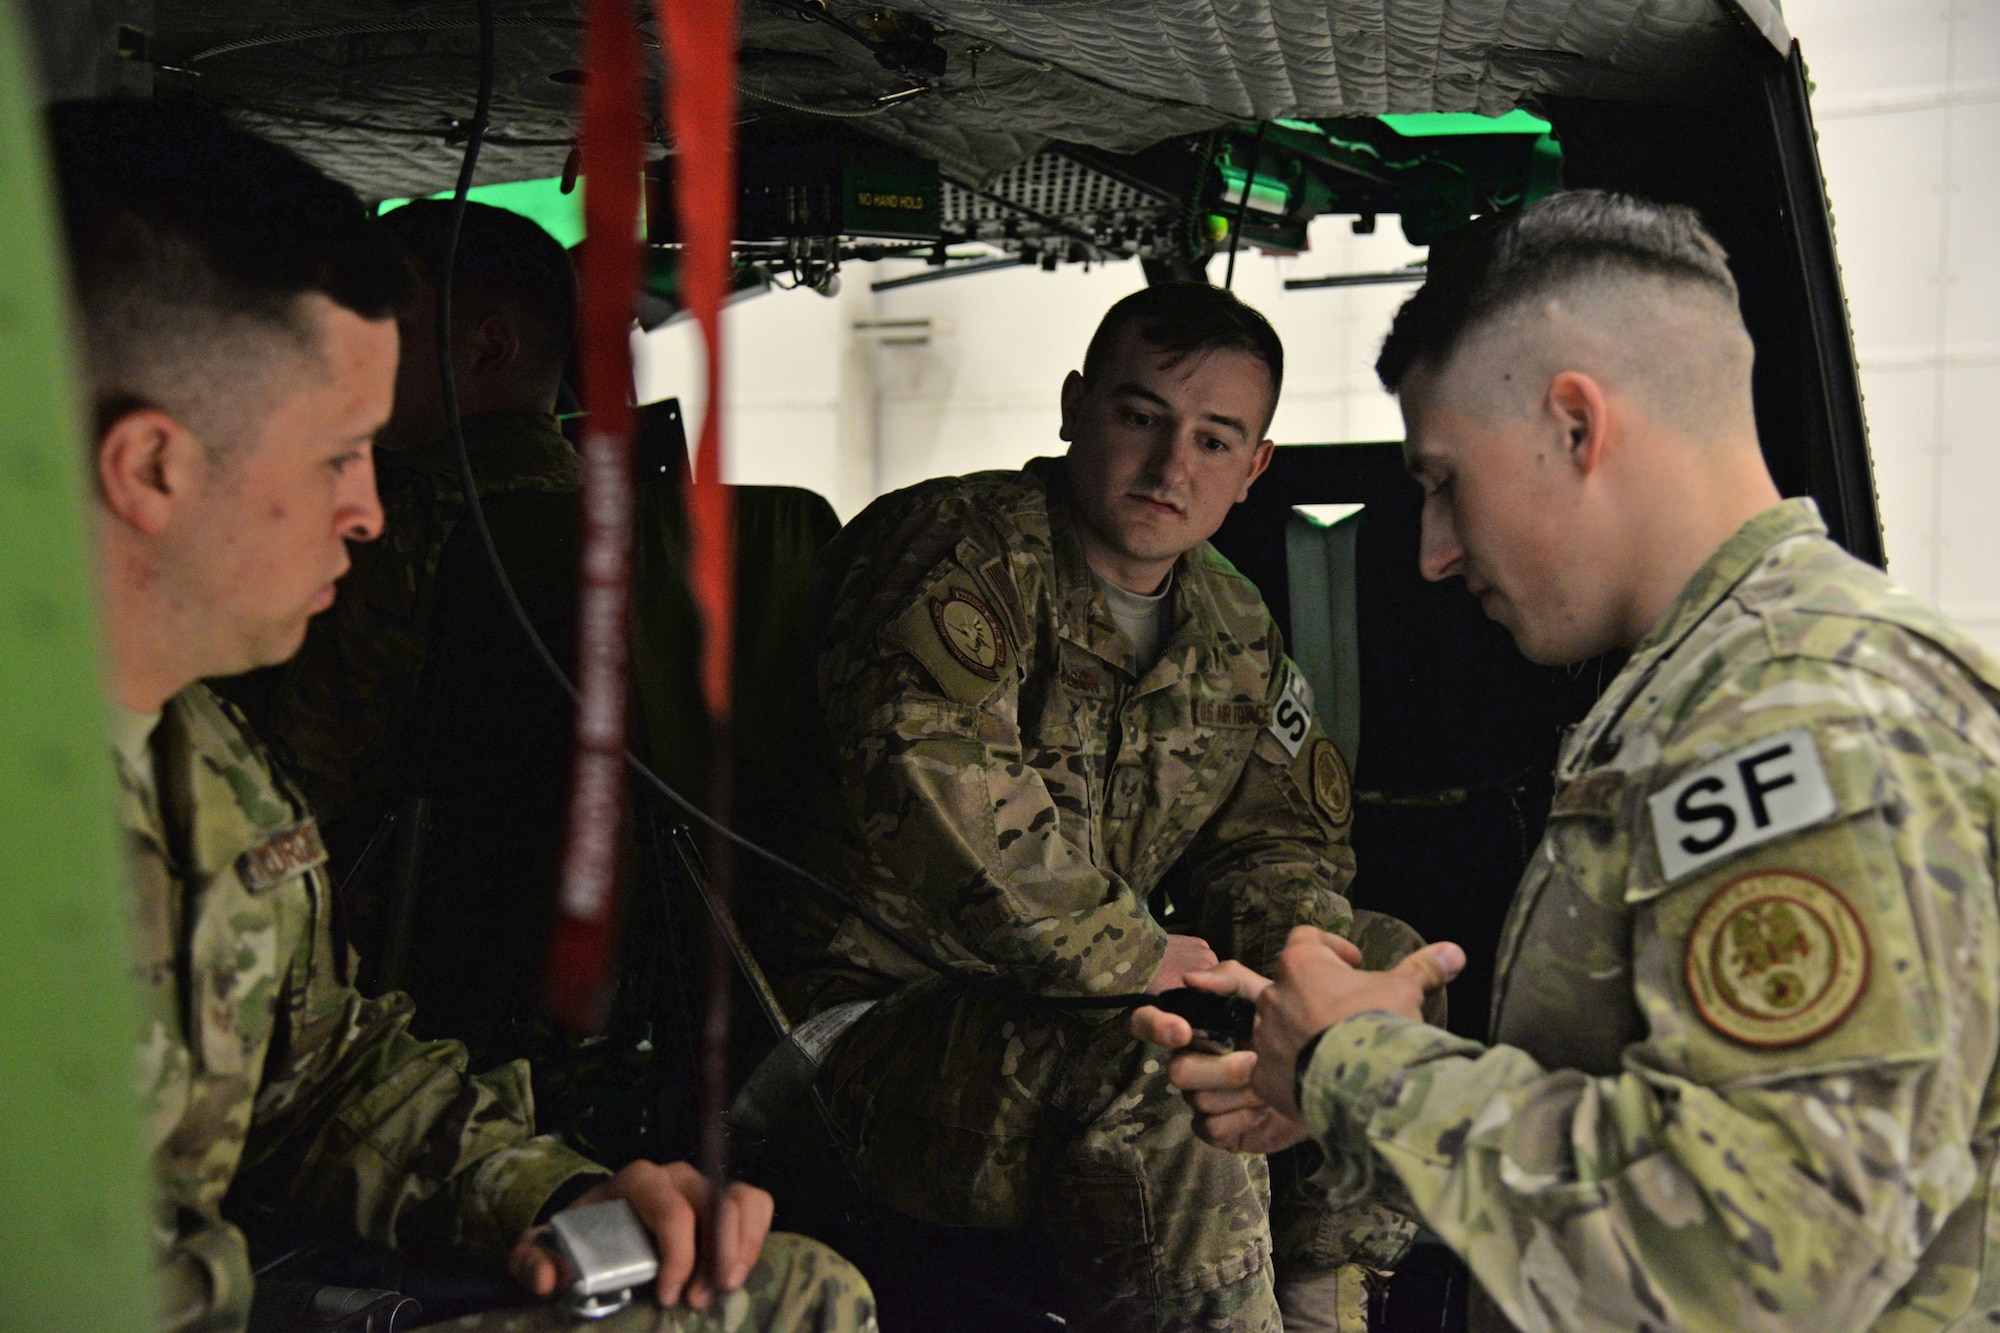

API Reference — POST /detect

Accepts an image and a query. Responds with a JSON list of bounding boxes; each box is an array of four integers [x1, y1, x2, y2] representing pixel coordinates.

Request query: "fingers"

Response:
[[1166, 1046, 1256, 1093], [508, 1228, 566, 1297], [715, 1182, 773, 1293], [644, 1163, 705, 1307], [1190, 1105, 1270, 1149], [1130, 1004, 1193, 1049], [1330, 935, 1364, 967], [1180, 959, 1273, 1001], [1394, 941, 1466, 992]]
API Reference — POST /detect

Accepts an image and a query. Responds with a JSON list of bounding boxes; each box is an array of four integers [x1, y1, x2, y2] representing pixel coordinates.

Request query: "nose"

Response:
[[1417, 502, 1463, 584], [339, 453, 386, 544]]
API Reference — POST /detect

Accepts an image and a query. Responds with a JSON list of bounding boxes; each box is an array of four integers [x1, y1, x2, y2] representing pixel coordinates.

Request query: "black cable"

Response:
[[1224, 120, 1266, 291], [435, 2, 1144, 1015]]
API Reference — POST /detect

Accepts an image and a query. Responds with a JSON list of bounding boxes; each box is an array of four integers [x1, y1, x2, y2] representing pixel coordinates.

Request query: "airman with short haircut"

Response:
[[1137, 189, 2000, 1333]]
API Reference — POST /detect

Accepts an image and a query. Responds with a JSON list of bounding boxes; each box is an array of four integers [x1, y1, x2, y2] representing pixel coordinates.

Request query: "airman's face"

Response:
[[177, 298, 396, 673], [1399, 359, 1607, 666], [1060, 325, 1276, 593]]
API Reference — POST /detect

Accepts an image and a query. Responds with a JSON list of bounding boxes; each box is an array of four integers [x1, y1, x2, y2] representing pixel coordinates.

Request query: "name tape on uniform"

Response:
[[1648, 728, 1837, 882], [1267, 662, 1315, 758]]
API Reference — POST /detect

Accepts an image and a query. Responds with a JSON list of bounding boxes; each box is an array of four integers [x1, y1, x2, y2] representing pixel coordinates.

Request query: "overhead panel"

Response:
[[148, 0, 1746, 201]]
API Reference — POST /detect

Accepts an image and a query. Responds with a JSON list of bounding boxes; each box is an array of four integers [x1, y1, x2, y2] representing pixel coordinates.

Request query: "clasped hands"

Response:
[[1133, 926, 1465, 1154]]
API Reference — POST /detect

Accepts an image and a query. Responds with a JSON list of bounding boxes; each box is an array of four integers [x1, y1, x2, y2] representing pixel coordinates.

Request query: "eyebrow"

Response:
[[1108, 382, 1251, 439]]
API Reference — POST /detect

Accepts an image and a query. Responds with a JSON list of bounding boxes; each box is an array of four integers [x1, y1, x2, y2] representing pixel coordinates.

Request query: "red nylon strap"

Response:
[[658, 0, 740, 1282], [658, 0, 737, 722], [545, 0, 644, 1035]]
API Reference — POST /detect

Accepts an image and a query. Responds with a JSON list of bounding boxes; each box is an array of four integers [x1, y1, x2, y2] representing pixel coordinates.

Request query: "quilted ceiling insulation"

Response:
[[151, 0, 1753, 201]]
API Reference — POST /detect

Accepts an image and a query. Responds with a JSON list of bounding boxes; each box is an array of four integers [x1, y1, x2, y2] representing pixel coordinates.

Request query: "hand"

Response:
[[1145, 932, 1220, 994], [1243, 926, 1465, 1120], [509, 1161, 774, 1310], [1130, 944, 1361, 1154]]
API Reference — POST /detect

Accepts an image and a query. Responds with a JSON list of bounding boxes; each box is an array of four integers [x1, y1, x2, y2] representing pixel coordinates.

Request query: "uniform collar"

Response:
[[1627, 497, 1824, 667], [1572, 497, 1824, 768]]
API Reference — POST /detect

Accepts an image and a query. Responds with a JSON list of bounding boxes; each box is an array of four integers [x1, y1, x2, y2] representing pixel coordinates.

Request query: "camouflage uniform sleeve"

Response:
[[1182, 650, 1356, 975], [245, 920, 608, 1258], [1297, 671, 1999, 1331], [819, 554, 1169, 998]]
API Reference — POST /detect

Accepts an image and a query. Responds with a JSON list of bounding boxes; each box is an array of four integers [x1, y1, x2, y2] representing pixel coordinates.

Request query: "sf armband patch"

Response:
[[930, 587, 1008, 681], [1266, 661, 1315, 758], [1648, 728, 1837, 882], [1685, 870, 1869, 1048], [1311, 738, 1353, 828], [238, 819, 329, 893]]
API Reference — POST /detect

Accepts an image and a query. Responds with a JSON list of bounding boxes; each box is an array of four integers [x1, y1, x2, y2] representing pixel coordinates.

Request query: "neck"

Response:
[[1077, 531, 1174, 596], [1615, 431, 1782, 647], [99, 529, 200, 714]]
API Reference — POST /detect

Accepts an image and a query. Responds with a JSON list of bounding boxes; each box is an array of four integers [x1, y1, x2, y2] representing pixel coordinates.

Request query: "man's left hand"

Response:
[[508, 1161, 773, 1310], [1238, 926, 1464, 1119]]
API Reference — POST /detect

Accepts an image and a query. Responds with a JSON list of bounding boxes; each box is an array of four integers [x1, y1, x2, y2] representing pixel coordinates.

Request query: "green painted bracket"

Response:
[[0, 3, 155, 1328]]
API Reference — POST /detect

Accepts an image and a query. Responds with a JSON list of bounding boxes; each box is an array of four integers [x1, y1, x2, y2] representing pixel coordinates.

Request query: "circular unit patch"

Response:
[[930, 587, 1007, 680], [1684, 870, 1869, 1048], [1310, 738, 1353, 828]]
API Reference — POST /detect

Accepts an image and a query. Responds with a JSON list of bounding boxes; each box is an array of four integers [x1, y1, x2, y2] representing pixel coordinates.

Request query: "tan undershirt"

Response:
[[1093, 570, 1176, 674]]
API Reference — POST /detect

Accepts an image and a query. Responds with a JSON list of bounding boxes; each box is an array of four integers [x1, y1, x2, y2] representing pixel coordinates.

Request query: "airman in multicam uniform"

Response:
[[1137, 192, 2000, 1332], [118, 686, 874, 1333], [236, 199, 585, 907], [58, 102, 874, 1333], [1300, 498, 2000, 1332], [776, 284, 1426, 1333]]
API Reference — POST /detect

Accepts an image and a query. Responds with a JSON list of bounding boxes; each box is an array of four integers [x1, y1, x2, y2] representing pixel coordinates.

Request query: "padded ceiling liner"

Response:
[[152, 0, 1747, 201]]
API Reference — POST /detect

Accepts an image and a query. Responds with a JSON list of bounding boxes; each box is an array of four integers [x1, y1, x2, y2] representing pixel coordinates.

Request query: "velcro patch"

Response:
[[1311, 739, 1353, 828], [1194, 699, 1267, 729], [1685, 870, 1869, 1048], [930, 587, 1008, 681], [1647, 729, 1837, 882], [1266, 662, 1315, 758], [238, 819, 328, 893]]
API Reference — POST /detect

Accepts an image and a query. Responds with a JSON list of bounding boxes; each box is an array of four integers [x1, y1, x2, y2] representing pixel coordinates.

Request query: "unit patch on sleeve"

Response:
[[1684, 869, 1869, 1048], [1647, 728, 1838, 882], [238, 819, 329, 893], [1310, 739, 1353, 828], [1266, 661, 1315, 758], [930, 587, 1008, 681]]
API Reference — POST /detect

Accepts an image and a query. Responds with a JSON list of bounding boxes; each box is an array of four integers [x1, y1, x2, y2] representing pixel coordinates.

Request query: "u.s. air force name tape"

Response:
[[1267, 661, 1315, 758], [1647, 728, 1837, 882]]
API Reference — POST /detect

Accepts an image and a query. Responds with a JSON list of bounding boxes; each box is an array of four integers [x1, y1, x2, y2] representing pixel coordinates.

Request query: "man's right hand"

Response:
[[1145, 932, 1220, 994]]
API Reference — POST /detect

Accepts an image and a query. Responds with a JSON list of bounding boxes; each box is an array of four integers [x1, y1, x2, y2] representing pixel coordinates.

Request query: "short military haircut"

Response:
[[1375, 190, 1740, 392], [379, 199, 576, 373], [1083, 281, 1285, 412], [50, 99, 411, 461]]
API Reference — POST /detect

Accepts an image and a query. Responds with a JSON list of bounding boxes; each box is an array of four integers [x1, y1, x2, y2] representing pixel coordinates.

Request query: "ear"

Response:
[[1546, 370, 1611, 478], [97, 407, 205, 536], [1058, 370, 1085, 443], [1237, 437, 1276, 502], [466, 311, 521, 377]]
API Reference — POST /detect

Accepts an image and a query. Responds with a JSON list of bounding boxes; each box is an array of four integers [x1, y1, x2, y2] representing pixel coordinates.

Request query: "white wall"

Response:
[[635, 217, 1423, 521], [1786, 0, 2000, 647]]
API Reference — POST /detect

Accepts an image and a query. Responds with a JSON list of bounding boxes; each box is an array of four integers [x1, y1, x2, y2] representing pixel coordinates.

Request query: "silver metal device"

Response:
[[548, 1198, 661, 1320]]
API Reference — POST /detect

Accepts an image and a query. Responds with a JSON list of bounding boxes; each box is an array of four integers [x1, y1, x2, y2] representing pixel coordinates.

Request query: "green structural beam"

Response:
[[380, 174, 587, 247], [0, 2, 155, 1329]]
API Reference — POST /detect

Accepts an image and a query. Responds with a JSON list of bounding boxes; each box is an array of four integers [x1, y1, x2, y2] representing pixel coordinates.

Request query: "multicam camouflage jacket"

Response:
[[249, 410, 580, 878], [778, 456, 1358, 1015], [121, 685, 606, 1333], [1300, 500, 2000, 1331]]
